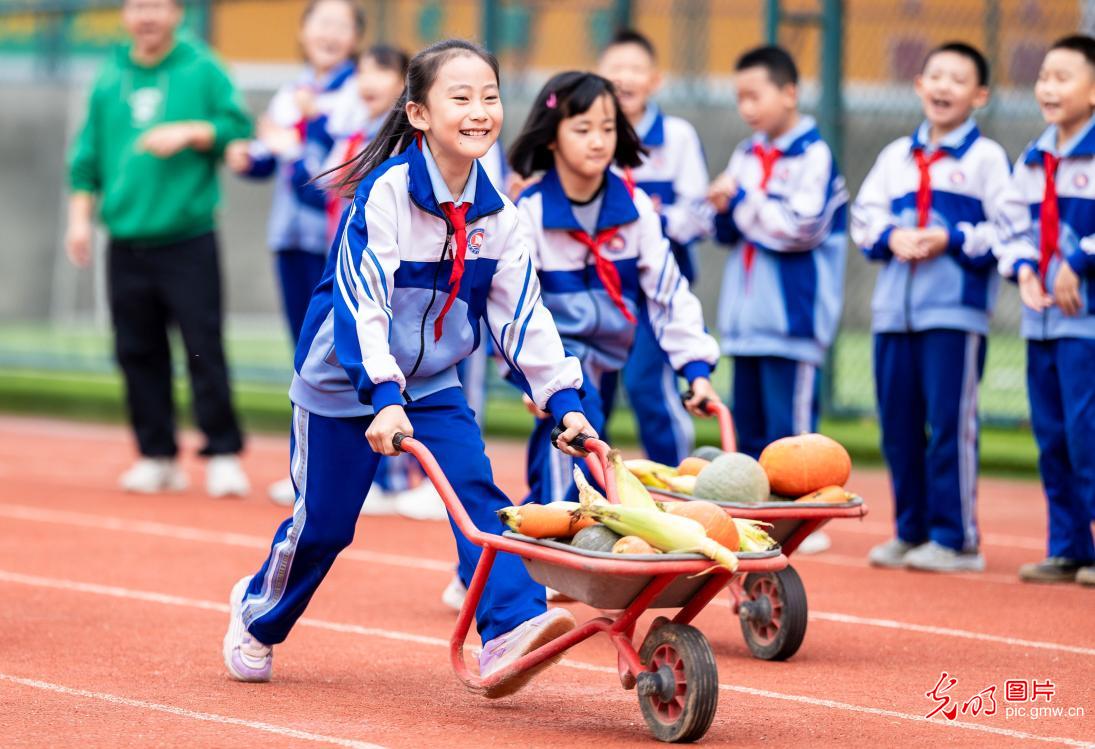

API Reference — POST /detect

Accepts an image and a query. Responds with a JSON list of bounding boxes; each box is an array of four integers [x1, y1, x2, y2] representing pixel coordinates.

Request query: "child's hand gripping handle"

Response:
[[549, 425, 592, 454], [680, 388, 712, 414], [680, 389, 737, 453]]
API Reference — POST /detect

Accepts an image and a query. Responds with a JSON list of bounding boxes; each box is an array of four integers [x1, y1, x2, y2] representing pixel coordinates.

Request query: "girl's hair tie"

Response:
[[545, 92, 557, 109]]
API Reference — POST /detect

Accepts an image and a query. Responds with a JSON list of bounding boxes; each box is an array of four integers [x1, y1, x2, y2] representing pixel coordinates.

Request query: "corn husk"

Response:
[[624, 459, 678, 489], [733, 518, 778, 552], [576, 486, 738, 572], [609, 450, 661, 510]]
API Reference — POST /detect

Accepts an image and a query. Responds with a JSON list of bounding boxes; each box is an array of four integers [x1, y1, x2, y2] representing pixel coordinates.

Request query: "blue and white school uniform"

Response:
[[241, 61, 364, 343], [456, 141, 508, 428], [240, 138, 586, 646], [603, 104, 712, 465], [852, 119, 1011, 552], [517, 168, 719, 503], [995, 115, 1095, 563], [712, 115, 848, 457]]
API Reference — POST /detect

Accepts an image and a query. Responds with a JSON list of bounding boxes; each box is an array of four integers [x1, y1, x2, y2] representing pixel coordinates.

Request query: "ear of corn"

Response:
[[609, 450, 661, 510], [733, 518, 778, 552], [581, 502, 739, 572], [572, 467, 608, 507], [623, 459, 678, 489], [664, 475, 697, 495]]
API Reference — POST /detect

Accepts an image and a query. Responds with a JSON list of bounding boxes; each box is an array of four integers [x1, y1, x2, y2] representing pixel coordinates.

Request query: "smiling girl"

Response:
[[507, 72, 721, 505], [223, 40, 595, 697]]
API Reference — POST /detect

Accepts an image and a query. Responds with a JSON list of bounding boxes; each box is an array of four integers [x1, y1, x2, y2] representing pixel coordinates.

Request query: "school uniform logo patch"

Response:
[[468, 228, 485, 255], [609, 235, 627, 251], [950, 171, 966, 185], [1075, 173, 1090, 189]]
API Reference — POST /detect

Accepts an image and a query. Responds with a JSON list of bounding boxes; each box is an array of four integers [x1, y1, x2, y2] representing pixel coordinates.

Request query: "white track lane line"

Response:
[[1, 570, 1088, 749], [1, 504, 1088, 655], [0, 673, 386, 749], [0, 503, 452, 573]]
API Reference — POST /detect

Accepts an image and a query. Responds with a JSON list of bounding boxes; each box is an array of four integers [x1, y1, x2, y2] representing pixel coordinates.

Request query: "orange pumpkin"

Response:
[[677, 456, 710, 476], [664, 500, 740, 550], [759, 434, 852, 497]]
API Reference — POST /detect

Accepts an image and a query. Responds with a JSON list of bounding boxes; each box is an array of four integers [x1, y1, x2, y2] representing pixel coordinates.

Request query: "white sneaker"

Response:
[[206, 455, 250, 498], [868, 538, 921, 568], [441, 574, 467, 612], [905, 541, 985, 573], [394, 481, 448, 521], [360, 483, 400, 516], [267, 477, 295, 506], [478, 608, 576, 698], [118, 457, 188, 494], [795, 530, 832, 555], [223, 576, 273, 682]]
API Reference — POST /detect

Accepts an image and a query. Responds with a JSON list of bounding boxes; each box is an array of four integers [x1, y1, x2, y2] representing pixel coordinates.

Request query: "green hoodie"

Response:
[[68, 35, 252, 242]]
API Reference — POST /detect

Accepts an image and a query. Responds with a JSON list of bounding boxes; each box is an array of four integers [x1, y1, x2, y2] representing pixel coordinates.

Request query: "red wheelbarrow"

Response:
[[395, 431, 787, 743], [589, 397, 868, 662]]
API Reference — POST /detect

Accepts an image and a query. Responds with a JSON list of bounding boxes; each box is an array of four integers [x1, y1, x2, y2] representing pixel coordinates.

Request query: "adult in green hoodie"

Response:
[[65, 0, 253, 498]]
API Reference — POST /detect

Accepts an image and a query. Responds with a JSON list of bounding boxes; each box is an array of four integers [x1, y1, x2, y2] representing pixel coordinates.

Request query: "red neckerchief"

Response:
[[1039, 152, 1061, 290], [433, 201, 471, 342], [326, 130, 366, 241], [568, 227, 636, 324], [743, 143, 783, 278], [912, 147, 948, 227]]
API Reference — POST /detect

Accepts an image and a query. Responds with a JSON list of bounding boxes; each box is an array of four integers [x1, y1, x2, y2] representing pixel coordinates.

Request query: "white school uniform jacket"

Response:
[[995, 115, 1095, 340], [630, 104, 711, 249], [516, 168, 720, 384], [851, 119, 1011, 335], [244, 61, 364, 254], [289, 138, 584, 419], [712, 115, 849, 366]]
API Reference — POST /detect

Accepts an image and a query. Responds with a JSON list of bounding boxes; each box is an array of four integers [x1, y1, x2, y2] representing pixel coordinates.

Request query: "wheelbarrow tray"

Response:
[[504, 531, 784, 609], [649, 493, 867, 546]]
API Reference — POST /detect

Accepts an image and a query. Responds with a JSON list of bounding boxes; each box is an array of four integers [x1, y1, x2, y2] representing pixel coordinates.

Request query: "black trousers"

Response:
[[107, 231, 244, 458]]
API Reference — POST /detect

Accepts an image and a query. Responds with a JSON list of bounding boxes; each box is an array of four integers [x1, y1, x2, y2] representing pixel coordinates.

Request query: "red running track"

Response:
[[0, 415, 1091, 747]]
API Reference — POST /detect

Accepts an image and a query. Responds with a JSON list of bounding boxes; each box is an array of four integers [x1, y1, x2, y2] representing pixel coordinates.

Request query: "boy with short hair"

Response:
[[597, 29, 712, 466], [852, 42, 1012, 573], [708, 45, 848, 464], [996, 35, 1095, 586]]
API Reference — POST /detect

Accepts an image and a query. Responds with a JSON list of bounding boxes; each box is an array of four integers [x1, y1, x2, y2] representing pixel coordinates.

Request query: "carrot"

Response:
[[497, 502, 596, 538], [612, 536, 658, 554], [795, 485, 853, 504]]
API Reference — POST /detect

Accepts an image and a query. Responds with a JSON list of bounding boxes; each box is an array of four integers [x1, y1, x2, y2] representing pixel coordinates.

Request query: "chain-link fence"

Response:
[[0, 0, 1088, 425]]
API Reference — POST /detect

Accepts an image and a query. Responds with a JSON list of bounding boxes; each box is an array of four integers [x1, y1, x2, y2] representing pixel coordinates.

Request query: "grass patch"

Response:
[[0, 367, 1038, 478]]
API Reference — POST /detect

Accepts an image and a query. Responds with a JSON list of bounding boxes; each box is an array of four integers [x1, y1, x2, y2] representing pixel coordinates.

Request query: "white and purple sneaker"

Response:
[[223, 576, 273, 683], [478, 608, 576, 698]]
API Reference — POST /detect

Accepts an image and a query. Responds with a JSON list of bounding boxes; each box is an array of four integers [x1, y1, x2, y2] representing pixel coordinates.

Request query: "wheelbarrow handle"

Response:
[[679, 388, 712, 414], [680, 390, 737, 453], [549, 424, 593, 454], [393, 432, 409, 451]]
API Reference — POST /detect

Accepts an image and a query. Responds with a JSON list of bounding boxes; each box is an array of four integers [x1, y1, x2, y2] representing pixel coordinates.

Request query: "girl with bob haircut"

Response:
[[223, 40, 595, 698], [508, 71, 722, 505]]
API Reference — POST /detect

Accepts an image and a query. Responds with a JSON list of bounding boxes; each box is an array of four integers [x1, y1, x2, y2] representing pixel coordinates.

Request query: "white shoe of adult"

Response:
[[441, 574, 467, 612], [394, 481, 448, 521], [207, 455, 250, 498], [360, 483, 400, 516], [118, 457, 188, 494], [267, 477, 295, 506], [795, 530, 832, 555]]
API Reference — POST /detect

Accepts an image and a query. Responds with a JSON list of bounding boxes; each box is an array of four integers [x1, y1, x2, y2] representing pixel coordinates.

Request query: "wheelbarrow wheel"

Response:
[[738, 566, 808, 661], [636, 623, 718, 743]]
